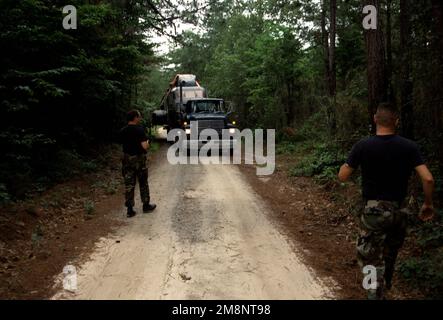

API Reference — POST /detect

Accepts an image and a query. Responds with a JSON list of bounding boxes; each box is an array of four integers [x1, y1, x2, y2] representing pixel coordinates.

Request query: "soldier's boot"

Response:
[[127, 206, 136, 218], [143, 203, 157, 213], [367, 284, 385, 300]]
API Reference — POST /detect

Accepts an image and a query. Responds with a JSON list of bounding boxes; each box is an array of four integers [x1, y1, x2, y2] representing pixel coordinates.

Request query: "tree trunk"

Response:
[[286, 80, 295, 127], [329, 0, 337, 97], [363, 0, 388, 133], [321, 0, 330, 94], [328, 0, 337, 132], [400, 0, 414, 138], [386, 0, 394, 102]]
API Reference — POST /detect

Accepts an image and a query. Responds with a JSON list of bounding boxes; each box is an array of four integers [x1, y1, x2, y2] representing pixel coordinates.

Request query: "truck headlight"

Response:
[[229, 128, 236, 134], [185, 128, 191, 135]]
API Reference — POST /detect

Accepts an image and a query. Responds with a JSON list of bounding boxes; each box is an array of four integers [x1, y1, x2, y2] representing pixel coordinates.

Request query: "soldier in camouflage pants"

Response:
[[339, 103, 435, 300], [356, 200, 408, 299], [122, 154, 150, 209], [120, 110, 156, 216]]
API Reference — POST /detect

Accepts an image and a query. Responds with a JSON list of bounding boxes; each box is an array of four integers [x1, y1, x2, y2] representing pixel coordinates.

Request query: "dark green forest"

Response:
[[1, 0, 442, 297]]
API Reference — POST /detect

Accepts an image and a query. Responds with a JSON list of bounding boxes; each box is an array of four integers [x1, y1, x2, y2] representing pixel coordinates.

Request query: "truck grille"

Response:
[[197, 119, 225, 137]]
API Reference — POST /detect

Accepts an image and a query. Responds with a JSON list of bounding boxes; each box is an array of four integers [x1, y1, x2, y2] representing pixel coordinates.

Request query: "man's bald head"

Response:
[[374, 103, 399, 128]]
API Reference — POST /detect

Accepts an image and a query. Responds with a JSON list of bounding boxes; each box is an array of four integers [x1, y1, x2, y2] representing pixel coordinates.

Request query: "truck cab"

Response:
[[182, 98, 237, 150]]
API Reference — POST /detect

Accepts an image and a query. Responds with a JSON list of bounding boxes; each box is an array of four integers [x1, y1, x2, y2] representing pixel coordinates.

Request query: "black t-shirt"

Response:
[[119, 125, 148, 156], [346, 135, 424, 202]]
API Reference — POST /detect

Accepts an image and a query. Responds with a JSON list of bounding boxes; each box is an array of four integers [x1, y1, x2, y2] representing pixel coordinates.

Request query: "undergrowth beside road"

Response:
[[0, 145, 118, 207]]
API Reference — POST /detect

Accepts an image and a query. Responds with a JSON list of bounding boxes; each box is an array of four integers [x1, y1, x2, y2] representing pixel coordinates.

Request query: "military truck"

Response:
[[152, 74, 237, 150]]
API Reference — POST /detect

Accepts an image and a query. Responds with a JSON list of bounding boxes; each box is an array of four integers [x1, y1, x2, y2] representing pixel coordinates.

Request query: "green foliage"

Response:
[[295, 110, 330, 142], [415, 222, 443, 248], [94, 178, 119, 195], [80, 160, 98, 173], [276, 141, 298, 155], [105, 180, 119, 195], [149, 141, 161, 153], [31, 224, 44, 249], [0, 184, 11, 206], [289, 142, 345, 182], [83, 199, 95, 216], [399, 249, 443, 298]]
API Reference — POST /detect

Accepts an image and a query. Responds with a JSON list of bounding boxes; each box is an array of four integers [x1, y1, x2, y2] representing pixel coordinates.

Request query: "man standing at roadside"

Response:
[[338, 103, 435, 299], [120, 110, 156, 218]]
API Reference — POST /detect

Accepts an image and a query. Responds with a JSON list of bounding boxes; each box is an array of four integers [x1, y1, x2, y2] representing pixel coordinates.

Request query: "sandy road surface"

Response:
[[52, 143, 333, 300]]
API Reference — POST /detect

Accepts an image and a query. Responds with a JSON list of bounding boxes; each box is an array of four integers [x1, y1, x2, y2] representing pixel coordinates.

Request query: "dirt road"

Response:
[[52, 143, 334, 300]]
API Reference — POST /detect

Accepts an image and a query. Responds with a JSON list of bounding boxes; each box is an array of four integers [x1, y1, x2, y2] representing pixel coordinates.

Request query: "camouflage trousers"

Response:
[[356, 200, 408, 299], [122, 154, 150, 208]]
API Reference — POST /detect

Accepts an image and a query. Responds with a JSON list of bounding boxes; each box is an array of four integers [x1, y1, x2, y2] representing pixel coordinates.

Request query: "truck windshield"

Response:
[[194, 101, 221, 113]]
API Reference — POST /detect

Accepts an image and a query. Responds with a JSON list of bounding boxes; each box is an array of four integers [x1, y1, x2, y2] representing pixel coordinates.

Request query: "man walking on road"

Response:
[[120, 110, 156, 218], [338, 103, 435, 299]]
